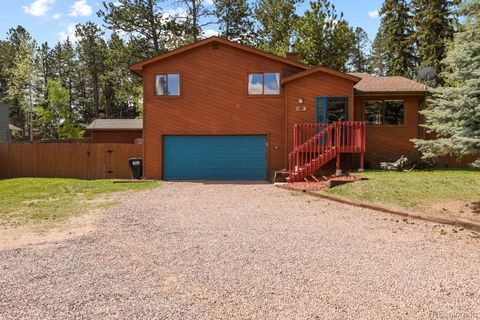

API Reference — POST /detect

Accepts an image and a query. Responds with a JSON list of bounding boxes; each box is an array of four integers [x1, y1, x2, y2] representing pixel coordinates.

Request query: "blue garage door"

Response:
[[163, 135, 267, 180]]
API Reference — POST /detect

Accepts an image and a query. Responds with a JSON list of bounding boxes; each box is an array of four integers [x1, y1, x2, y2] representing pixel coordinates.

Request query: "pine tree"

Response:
[[75, 22, 107, 121], [412, 0, 480, 167], [177, 0, 213, 42], [255, 0, 300, 55], [214, 0, 255, 44], [379, 0, 416, 77], [369, 24, 389, 76], [349, 27, 370, 72], [295, 0, 355, 70], [102, 32, 142, 119], [5, 29, 38, 140], [98, 0, 176, 56], [411, 0, 459, 86]]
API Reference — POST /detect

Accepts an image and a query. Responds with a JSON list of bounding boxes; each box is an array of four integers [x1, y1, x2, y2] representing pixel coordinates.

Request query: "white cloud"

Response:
[[205, 0, 214, 5], [203, 29, 218, 38], [58, 23, 78, 42], [368, 10, 379, 18], [52, 13, 61, 19], [69, 0, 92, 17], [23, 0, 54, 17], [113, 1, 122, 7]]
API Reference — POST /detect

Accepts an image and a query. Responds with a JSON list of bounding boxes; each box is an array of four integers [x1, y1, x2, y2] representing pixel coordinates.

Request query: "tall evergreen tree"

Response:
[[255, 0, 300, 55], [214, 0, 255, 44], [379, 0, 416, 77], [102, 32, 142, 119], [413, 0, 480, 167], [369, 24, 389, 76], [295, 0, 355, 70], [349, 27, 370, 72], [4, 28, 38, 140], [98, 0, 175, 57], [75, 22, 107, 121], [177, 0, 213, 42], [411, 0, 459, 85]]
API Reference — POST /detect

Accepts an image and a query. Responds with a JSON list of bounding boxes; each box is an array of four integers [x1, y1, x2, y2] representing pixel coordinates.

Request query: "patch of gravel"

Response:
[[1, 182, 479, 319]]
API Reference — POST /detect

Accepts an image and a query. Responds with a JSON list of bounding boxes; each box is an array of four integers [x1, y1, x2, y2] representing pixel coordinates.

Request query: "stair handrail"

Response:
[[288, 124, 335, 175]]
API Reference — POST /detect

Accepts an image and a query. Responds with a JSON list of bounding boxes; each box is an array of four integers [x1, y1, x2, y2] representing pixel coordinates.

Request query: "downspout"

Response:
[[284, 84, 289, 170], [418, 92, 428, 140]]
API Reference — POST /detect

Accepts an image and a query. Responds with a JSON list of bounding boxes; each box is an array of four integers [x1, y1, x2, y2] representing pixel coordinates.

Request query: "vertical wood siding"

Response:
[[0, 143, 142, 179], [142, 43, 304, 179]]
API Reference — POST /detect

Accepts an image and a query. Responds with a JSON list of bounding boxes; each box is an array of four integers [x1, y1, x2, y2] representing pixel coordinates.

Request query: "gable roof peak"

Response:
[[129, 36, 310, 76]]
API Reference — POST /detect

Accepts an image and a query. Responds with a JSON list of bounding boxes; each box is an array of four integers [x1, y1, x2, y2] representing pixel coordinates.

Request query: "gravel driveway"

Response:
[[1, 182, 480, 319]]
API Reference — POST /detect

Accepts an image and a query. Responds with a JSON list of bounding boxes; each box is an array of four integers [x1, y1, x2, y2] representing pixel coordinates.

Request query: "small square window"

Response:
[[155, 74, 180, 96], [248, 72, 281, 95]]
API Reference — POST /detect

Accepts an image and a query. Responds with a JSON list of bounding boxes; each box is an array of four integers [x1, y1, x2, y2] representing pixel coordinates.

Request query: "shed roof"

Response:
[[9, 124, 22, 131], [351, 73, 430, 93], [86, 119, 143, 130]]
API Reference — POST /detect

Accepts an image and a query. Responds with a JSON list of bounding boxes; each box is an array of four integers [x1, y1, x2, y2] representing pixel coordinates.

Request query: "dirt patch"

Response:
[[0, 192, 126, 250], [423, 200, 480, 223], [0, 208, 102, 250]]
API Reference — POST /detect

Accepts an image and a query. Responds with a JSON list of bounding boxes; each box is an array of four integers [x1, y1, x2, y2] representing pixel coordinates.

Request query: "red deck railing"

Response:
[[288, 121, 366, 182]]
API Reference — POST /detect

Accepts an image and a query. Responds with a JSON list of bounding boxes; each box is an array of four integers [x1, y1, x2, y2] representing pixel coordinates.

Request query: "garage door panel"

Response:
[[163, 135, 267, 180]]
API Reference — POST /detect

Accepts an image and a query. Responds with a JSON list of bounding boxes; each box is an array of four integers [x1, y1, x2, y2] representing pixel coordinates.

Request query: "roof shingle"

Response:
[[351, 73, 430, 93]]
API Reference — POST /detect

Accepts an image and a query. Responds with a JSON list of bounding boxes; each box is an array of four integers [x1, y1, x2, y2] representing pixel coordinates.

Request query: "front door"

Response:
[[316, 97, 349, 124]]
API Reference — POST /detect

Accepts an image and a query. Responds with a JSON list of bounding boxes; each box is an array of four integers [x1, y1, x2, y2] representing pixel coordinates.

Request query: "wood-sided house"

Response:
[[129, 37, 429, 181]]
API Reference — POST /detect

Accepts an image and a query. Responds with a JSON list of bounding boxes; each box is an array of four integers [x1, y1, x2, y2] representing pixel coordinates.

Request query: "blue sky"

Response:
[[0, 0, 383, 45]]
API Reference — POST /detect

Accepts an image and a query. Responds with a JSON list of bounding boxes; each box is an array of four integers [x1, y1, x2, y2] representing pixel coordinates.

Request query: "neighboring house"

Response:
[[84, 119, 143, 144], [129, 37, 429, 181], [0, 104, 11, 143]]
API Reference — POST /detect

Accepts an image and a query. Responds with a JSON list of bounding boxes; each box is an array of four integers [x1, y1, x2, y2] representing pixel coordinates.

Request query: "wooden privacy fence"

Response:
[[0, 143, 143, 179]]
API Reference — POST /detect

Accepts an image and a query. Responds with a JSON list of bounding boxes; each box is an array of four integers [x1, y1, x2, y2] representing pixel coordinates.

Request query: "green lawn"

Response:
[[0, 178, 159, 227], [322, 170, 480, 221]]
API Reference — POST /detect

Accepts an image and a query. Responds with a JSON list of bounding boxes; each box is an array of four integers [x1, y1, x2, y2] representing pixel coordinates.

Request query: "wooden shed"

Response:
[[84, 119, 143, 144]]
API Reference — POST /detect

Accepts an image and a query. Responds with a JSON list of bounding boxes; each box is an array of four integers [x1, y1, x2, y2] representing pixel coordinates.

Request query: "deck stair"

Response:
[[287, 122, 366, 182]]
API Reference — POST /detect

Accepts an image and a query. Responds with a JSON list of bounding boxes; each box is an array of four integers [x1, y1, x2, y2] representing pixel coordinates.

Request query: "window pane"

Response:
[[384, 100, 404, 125], [248, 74, 263, 95], [155, 75, 167, 96], [168, 74, 180, 96], [327, 98, 347, 123], [264, 73, 280, 95], [365, 101, 383, 124]]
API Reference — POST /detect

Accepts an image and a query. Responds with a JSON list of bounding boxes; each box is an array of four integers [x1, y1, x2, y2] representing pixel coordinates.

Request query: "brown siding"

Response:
[[142, 43, 304, 179], [84, 130, 142, 144], [354, 94, 423, 166], [0, 143, 142, 179], [285, 72, 356, 157]]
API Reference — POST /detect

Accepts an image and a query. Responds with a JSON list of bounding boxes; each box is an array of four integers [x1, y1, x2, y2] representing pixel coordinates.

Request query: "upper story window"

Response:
[[365, 100, 404, 125], [248, 72, 280, 95], [155, 74, 180, 96]]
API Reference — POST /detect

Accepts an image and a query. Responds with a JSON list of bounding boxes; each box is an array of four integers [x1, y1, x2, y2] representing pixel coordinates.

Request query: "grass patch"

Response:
[[0, 178, 159, 227], [321, 169, 480, 220]]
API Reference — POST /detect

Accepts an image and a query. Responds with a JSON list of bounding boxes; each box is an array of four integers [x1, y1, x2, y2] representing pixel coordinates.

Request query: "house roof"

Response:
[[351, 73, 430, 94], [129, 36, 310, 75], [281, 66, 361, 84], [86, 119, 143, 131]]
